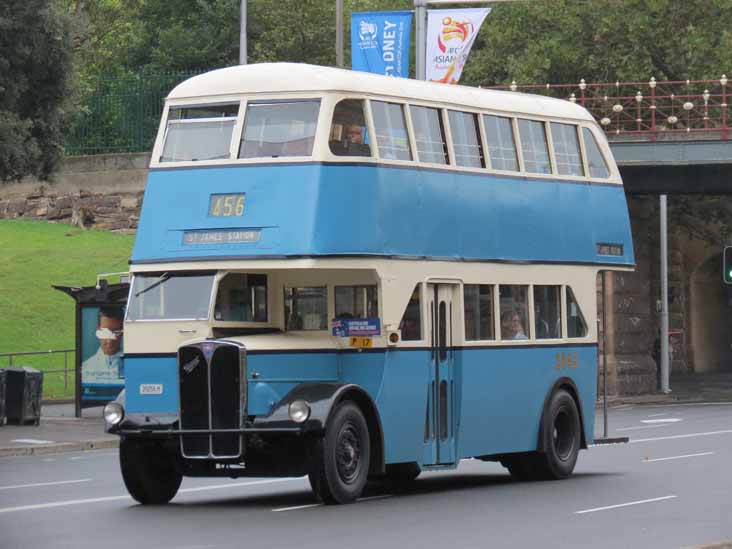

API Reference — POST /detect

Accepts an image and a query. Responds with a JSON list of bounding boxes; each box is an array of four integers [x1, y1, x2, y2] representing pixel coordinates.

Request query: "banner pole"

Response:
[[415, 0, 427, 80], [336, 0, 344, 68]]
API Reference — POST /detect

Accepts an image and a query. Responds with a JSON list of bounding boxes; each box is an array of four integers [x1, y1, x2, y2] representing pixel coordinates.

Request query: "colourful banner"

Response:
[[351, 11, 412, 78], [426, 8, 491, 84]]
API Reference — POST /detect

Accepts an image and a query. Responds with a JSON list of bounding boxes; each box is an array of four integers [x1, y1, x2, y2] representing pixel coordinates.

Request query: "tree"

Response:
[[0, 0, 73, 182]]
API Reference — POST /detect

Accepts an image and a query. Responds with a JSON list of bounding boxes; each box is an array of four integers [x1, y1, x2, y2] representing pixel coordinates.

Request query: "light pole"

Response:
[[336, 0, 344, 68], [240, 0, 247, 65]]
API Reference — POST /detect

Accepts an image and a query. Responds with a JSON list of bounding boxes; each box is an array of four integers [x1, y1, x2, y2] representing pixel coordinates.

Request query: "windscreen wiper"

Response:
[[134, 272, 170, 297]]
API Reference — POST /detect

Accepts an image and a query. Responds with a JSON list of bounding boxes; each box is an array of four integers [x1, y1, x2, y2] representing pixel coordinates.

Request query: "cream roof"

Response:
[[167, 63, 594, 122]]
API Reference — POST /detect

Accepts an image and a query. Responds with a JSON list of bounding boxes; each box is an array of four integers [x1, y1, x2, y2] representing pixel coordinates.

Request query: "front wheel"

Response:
[[308, 402, 370, 504], [119, 438, 182, 504]]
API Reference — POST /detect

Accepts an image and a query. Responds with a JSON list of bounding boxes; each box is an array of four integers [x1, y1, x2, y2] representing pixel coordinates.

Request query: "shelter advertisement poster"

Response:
[[80, 305, 125, 402], [426, 8, 491, 84], [351, 11, 412, 78]]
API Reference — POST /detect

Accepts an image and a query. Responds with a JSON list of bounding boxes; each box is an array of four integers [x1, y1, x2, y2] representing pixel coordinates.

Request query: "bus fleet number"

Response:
[[209, 194, 245, 217], [555, 352, 578, 371]]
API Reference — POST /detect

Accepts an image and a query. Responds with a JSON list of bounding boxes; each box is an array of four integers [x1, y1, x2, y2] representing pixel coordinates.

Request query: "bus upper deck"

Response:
[[132, 63, 633, 269]]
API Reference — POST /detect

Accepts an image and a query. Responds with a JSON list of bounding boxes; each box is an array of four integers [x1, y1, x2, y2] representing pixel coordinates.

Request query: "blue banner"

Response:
[[332, 318, 382, 337], [351, 11, 412, 78]]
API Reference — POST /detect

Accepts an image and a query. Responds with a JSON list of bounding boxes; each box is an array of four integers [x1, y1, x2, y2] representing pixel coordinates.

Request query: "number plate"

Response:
[[139, 383, 163, 395], [349, 337, 373, 349]]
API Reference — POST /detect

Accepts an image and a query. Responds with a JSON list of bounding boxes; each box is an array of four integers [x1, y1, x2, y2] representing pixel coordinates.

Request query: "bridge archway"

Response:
[[689, 253, 732, 373]]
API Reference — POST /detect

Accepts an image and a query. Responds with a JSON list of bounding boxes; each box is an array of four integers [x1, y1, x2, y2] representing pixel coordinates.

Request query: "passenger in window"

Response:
[[501, 310, 528, 340]]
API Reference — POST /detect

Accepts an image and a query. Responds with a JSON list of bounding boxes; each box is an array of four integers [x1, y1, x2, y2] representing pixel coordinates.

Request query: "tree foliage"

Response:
[[0, 0, 72, 182]]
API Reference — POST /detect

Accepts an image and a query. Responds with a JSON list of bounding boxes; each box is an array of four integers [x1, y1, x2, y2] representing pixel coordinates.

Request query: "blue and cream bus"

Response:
[[104, 63, 634, 505]]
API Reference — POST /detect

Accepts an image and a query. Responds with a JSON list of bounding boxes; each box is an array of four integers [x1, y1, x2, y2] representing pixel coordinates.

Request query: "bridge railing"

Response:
[[486, 76, 730, 142]]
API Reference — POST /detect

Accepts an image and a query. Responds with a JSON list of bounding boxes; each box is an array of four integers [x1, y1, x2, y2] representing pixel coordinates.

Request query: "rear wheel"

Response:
[[308, 402, 370, 504], [120, 438, 182, 504]]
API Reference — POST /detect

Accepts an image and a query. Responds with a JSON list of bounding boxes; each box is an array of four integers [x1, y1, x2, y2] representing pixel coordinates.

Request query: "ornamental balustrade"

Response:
[[487, 76, 730, 142]]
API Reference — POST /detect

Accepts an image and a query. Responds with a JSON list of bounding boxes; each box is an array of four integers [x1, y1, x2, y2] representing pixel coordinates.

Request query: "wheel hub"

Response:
[[336, 422, 362, 484]]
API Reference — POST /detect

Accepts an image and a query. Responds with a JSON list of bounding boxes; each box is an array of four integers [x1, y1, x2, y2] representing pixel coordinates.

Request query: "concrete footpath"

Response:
[[1, 372, 731, 458]]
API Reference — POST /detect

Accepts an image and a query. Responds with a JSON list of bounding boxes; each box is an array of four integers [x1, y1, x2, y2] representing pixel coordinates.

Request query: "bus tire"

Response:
[[535, 388, 581, 479], [383, 462, 421, 489], [120, 437, 182, 505], [308, 401, 370, 504]]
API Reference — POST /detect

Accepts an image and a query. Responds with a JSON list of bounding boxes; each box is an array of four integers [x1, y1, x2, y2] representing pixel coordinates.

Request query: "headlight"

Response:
[[288, 400, 310, 423], [103, 402, 125, 425]]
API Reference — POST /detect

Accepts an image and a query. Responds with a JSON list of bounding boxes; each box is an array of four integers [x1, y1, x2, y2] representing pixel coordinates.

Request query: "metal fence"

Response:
[[65, 72, 200, 156], [486, 75, 731, 142], [0, 349, 75, 398]]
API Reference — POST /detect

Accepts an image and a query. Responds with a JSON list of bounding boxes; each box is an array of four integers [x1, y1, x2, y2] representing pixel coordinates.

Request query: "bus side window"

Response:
[[335, 285, 378, 318], [534, 285, 561, 339], [410, 105, 448, 165], [566, 286, 588, 338], [518, 119, 552, 174], [329, 99, 372, 157], [582, 128, 611, 178], [483, 115, 519, 171], [449, 111, 484, 168], [464, 284, 494, 341], [284, 287, 327, 331], [399, 284, 422, 341], [371, 101, 413, 161], [214, 274, 267, 322], [499, 285, 530, 340], [550, 122, 584, 177]]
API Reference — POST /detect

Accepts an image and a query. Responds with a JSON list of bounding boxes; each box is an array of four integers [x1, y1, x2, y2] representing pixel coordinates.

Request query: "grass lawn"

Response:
[[0, 220, 134, 398]]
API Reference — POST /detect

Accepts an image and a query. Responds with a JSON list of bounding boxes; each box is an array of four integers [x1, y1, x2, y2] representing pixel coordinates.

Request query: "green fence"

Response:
[[65, 72, 201, 156]]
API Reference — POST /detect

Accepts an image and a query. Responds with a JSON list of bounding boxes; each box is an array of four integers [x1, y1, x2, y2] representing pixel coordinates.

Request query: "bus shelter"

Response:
[[54, 282, 129, 417]]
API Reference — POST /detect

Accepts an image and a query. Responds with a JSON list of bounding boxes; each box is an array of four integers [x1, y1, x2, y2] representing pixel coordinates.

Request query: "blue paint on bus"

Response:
[[125, 355, 179, 414], [131, 164, 634, 266]]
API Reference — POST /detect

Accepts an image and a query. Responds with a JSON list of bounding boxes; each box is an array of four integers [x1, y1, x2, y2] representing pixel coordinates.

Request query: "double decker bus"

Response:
[[104, 63, 634, 505]]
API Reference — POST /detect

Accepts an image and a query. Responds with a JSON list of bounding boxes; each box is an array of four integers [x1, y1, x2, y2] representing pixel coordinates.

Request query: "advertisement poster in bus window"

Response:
[[426, 8, 491, 84], [351, 11, 412, 78], [80, 305, 125, 402]]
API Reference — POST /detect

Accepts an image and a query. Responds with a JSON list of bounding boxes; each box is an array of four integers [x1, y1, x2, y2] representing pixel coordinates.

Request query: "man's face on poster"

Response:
[[97, 314, 123, 356]]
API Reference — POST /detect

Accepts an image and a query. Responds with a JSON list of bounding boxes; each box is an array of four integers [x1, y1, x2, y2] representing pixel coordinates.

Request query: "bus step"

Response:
[[591, 437, 629, 446]]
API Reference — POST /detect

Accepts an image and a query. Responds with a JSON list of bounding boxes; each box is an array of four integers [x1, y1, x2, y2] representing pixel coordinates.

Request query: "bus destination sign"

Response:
[[182, 229, 261, 245]]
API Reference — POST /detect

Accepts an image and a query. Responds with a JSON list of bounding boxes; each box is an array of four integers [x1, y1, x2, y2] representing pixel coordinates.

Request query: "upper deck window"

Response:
[[127, 272, 215, 321], [214, 274, 267, 322], [371, 101, 412, 161], [551, 123, 584, 177], [410, 105, 448, 165], [160, 104, 238, 163], [582, 128, 611, 178], [239, 100, 320, 159], [518, 119, 552, 174], [483, 115, 519, 171], [329, 99, 372, 157], [449, 111, 484, 168]]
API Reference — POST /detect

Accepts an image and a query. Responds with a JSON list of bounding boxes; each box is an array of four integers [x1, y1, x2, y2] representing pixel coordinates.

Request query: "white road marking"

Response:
[[0, 477, 304, 514], [631, 429, 732, 443], [641, 418, 682, 424], [644, 452, 714, 463], [272, 493, 393, 512], [647, 413, 667, 417], [575, 495, 677, 514], [0, 479, 92, 491], [12, 439, 55, 445], [616, 424, 672, 432]]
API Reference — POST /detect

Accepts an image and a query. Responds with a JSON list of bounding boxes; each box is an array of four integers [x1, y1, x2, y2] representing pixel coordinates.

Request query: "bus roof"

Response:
[[167, 63, 594, 122]]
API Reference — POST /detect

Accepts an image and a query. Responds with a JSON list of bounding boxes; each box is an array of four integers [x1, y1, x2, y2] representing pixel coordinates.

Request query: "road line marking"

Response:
[[271, 493, 393, 512], [575, 495, 677, 514], [0, 479, 92, 491], [12, 439, 55, 445], [647, 413, 667, 417], [644, 452, 714, 463], [616, 424, 672, 432], [641, 418, 682, 424], [272, 502, 323, 512], [0, 478, 305, 514], [631, 429, 732, 443]]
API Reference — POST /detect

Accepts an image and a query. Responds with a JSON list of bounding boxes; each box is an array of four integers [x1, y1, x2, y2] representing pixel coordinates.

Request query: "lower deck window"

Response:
[[335, 286, 378, 318], [567, 287, 588, 337], [214, 274, 267, 321], [464, 284, 495, 341], [499, 285, 530, 340], [399, 285, 422, 341], [127, 272, 215, 321], [285, 287, 327, 330], [534, 285, 561, 339]]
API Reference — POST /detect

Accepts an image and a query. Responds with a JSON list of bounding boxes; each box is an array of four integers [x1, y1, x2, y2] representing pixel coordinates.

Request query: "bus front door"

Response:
[[424, 283, 457, 466]]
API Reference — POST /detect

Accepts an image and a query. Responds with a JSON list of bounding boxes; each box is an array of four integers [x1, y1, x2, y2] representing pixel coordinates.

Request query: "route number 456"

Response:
[[210, 194, 245, 217], [555, 352, 578, 371]]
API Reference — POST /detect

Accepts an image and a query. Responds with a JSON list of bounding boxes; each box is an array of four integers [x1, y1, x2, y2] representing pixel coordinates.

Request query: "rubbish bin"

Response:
[[0, 369, 6, 426], [5, 367, 43, 425]]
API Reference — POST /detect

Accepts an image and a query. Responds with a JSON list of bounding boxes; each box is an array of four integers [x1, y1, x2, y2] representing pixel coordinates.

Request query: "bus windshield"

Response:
[[127, 273, 215, 321]]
